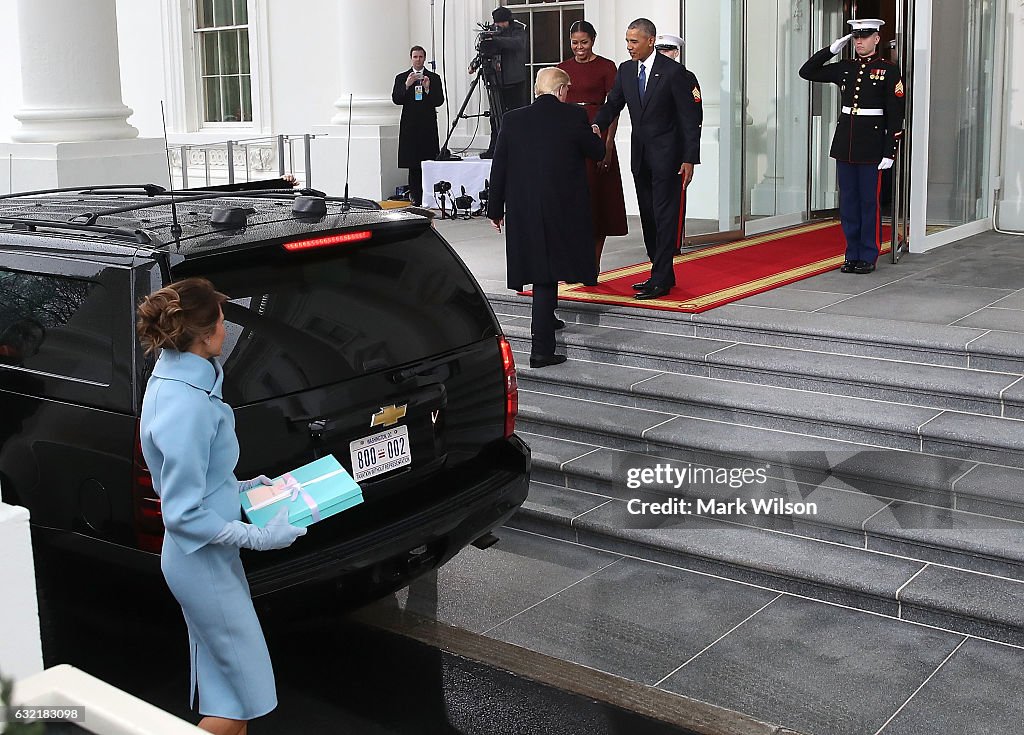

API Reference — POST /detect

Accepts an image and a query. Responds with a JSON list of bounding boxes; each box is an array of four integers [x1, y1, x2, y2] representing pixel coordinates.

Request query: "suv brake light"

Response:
[[499, 336, 518, 439], [132, 421, 164, 553], [283, 230, 373, 251]]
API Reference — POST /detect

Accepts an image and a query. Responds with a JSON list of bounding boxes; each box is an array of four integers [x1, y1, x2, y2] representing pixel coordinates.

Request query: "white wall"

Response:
[[998, 0, 1024, 231], [266, 0, 343, 134], [116, 0, 167, 138], [0, 0, 23, 144]]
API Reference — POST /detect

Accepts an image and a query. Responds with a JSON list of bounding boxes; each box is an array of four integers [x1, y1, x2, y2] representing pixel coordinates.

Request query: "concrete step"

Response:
[[488, 291, 1024, 375], [510, 479, 1024, 646], [520, 430, 1024, 582], [501, 318, 1024, 419]]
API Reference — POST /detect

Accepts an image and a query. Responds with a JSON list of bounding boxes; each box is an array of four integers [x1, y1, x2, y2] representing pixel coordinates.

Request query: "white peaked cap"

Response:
[[655, 34, 684, 49], [848, 18, 884, 31]]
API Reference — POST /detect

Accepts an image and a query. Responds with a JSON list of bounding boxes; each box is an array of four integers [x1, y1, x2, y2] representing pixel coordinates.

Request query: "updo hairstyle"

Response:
[[569, 20, 597, 40], [136, 278, 228, 356]]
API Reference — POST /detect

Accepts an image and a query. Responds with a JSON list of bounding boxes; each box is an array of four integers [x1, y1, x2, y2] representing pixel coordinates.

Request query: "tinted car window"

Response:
[[0, 269, 112, 384], [181, 230, 496, 405]]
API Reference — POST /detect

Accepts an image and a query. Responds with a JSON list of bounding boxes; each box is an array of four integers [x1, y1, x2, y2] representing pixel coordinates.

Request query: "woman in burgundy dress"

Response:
[[556, 20, 628, 270]]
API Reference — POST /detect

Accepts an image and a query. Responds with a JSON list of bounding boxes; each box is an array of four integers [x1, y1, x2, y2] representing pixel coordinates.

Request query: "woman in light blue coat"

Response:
[[137, 278, 305, 735]]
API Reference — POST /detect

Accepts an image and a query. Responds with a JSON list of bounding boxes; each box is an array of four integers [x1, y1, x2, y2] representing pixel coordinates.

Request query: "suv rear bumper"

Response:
[[245, 435, 530, 599], [34, 436, 530, 602]]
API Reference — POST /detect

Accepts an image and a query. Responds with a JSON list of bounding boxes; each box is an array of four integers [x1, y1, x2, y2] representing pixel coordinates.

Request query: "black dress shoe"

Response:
[[530, 353, 568, 368], [554, 318, 566, 331], [632, 279, 653, 291], [840, 260, 856, 273], [635, 285, 671, 300], [853, 261, 876, 274]]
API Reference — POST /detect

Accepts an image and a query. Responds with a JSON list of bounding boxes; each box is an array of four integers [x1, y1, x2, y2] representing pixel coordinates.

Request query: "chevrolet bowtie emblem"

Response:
[[371, 404, 407, 428]]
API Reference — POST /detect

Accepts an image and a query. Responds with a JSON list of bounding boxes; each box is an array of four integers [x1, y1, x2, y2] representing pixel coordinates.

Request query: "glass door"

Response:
[[808, 0, 847, 219], [679, 0, 744, 246], [742, 0, 813, 235]]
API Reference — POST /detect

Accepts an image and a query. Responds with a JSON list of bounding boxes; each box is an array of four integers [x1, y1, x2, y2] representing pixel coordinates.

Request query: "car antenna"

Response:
[[343, 93, 353, 211], [160, 101, 182, 240]]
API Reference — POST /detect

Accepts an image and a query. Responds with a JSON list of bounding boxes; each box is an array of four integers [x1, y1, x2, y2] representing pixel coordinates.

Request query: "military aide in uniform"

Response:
[[800, 18, 906, 274]]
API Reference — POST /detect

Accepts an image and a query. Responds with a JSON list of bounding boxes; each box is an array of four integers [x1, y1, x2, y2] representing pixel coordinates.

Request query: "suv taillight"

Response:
[[499, 336, 518, 439], [132, 421, 164, 553]]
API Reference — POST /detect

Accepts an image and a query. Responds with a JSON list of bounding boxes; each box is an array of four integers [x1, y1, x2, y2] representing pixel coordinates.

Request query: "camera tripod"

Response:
[[437, 58, 506, 161]]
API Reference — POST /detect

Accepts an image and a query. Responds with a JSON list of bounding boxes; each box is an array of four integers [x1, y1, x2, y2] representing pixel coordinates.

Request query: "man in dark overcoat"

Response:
[[593, 18, 702, 300], [392, 45, 444, 206], [487, 67, 605, 368]]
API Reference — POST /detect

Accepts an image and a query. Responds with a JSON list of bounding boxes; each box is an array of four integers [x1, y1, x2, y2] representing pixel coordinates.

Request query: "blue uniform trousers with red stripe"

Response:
[[837, 161, 883, 265]]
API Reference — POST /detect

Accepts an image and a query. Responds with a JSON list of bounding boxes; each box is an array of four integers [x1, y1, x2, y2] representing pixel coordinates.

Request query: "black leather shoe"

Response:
[[635, 285, 671, 300], [853, 261, 876, 274], [632, 279, 652, 291], [840, 260, 856, 273], [530, 353, 568, 368], [554, 318, 566, 331]]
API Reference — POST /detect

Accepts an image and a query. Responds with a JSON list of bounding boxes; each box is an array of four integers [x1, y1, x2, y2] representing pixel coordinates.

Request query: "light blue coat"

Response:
[[140, 349, 277, 720]]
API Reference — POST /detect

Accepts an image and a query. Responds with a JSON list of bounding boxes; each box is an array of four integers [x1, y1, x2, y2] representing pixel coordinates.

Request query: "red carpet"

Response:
[[550, 221, 892, 314]]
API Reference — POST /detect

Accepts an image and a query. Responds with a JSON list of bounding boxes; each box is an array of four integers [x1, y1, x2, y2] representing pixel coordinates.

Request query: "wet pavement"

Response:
[[35, 554, 705, 735]]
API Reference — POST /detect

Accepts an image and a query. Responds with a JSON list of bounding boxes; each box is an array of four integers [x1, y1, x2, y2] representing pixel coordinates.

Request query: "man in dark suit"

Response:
[[392, 45, 444, 205], [593, 18, 702, 300], [488, 67, 605, 368]]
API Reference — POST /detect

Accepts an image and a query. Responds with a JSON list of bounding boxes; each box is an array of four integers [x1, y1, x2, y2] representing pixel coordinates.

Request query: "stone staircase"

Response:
[[489, 292, 1024, 646]]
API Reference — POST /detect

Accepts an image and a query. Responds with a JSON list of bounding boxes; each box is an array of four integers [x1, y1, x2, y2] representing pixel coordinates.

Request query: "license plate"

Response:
[[349, 425, 412, 482]]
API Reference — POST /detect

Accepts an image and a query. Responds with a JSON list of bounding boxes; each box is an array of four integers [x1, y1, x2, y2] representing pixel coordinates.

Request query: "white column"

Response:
[[313, 0, 413, 198], [0, 0, 168, 194], [12, 0, 138, 143], [329, 0, 409, 126], [0, 503, 43, 681]]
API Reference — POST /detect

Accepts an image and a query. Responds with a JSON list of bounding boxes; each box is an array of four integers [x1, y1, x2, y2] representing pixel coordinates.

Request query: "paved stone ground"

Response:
[[437, 216, 1024, 335], [393, 218, 1024, 734], [369, 526, 1024, 735]]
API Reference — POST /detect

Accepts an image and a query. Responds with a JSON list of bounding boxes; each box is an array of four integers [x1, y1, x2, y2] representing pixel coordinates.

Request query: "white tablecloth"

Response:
[[422, 156, 492, 211]]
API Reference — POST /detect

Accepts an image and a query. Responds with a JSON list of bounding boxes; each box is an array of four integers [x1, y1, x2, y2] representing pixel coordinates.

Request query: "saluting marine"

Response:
[[800, 18, 906, 274]]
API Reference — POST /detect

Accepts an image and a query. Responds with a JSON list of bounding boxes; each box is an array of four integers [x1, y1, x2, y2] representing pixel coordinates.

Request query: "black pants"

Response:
[[531, 282, 557, 356], [633, 160, 683, 288], [486, 81, 529, 154], [408, 163, 423, 206]]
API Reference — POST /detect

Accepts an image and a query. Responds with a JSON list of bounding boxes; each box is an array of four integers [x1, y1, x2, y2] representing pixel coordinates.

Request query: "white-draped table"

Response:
[[421, 156, 492, 212]]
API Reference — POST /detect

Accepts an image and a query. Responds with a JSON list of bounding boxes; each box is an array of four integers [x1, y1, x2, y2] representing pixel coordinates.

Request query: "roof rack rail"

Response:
[[0, 217, 161, 245], [72, 187, 380, 225], [0, 184, 168, 201]]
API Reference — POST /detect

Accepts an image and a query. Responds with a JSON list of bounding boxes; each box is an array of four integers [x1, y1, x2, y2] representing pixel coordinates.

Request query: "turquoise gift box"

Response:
[[240, 454, 363, 528]]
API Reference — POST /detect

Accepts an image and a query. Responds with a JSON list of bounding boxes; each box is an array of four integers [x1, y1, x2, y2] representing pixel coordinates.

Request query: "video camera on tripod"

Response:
[[437, 21, 515, 161]]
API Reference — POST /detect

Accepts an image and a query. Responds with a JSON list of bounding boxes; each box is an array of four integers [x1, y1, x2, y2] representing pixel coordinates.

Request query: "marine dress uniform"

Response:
[[140, 349, 277, 720], [800, 19, 906, 274]]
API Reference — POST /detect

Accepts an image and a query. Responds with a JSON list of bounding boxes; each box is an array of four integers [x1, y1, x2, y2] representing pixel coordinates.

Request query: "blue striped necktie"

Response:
[[638, 62, 647, 103]]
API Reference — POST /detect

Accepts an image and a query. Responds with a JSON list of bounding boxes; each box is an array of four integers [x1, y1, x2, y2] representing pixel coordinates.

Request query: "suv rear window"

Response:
[[178, 230, 497, 405]]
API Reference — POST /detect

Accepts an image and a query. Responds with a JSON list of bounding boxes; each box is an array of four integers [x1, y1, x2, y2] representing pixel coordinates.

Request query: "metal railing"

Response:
[[166, 134, 315, 189]]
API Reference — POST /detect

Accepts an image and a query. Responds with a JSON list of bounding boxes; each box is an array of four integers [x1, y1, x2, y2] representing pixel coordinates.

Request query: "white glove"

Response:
[[238, 474, 273, 492], [877, 157, 894, 171], [829, 34, 853, 54], [211, 507, 307, 551]]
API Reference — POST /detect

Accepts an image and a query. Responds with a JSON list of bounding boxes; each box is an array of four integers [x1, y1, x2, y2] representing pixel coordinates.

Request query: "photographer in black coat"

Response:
[[393, 45, 444, 205], [488, 67, 605, 368], [475, 6, 528, 157]]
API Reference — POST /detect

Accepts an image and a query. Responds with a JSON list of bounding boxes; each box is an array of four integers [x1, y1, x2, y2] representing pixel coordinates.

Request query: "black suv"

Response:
[[0, 185, 529, 600]]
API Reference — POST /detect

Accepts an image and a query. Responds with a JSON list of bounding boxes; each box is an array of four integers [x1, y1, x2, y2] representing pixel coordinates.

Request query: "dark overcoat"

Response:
[[799, 47, 906, 163], [392, 69, 444, 167], [487, 94, 605, 290]]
